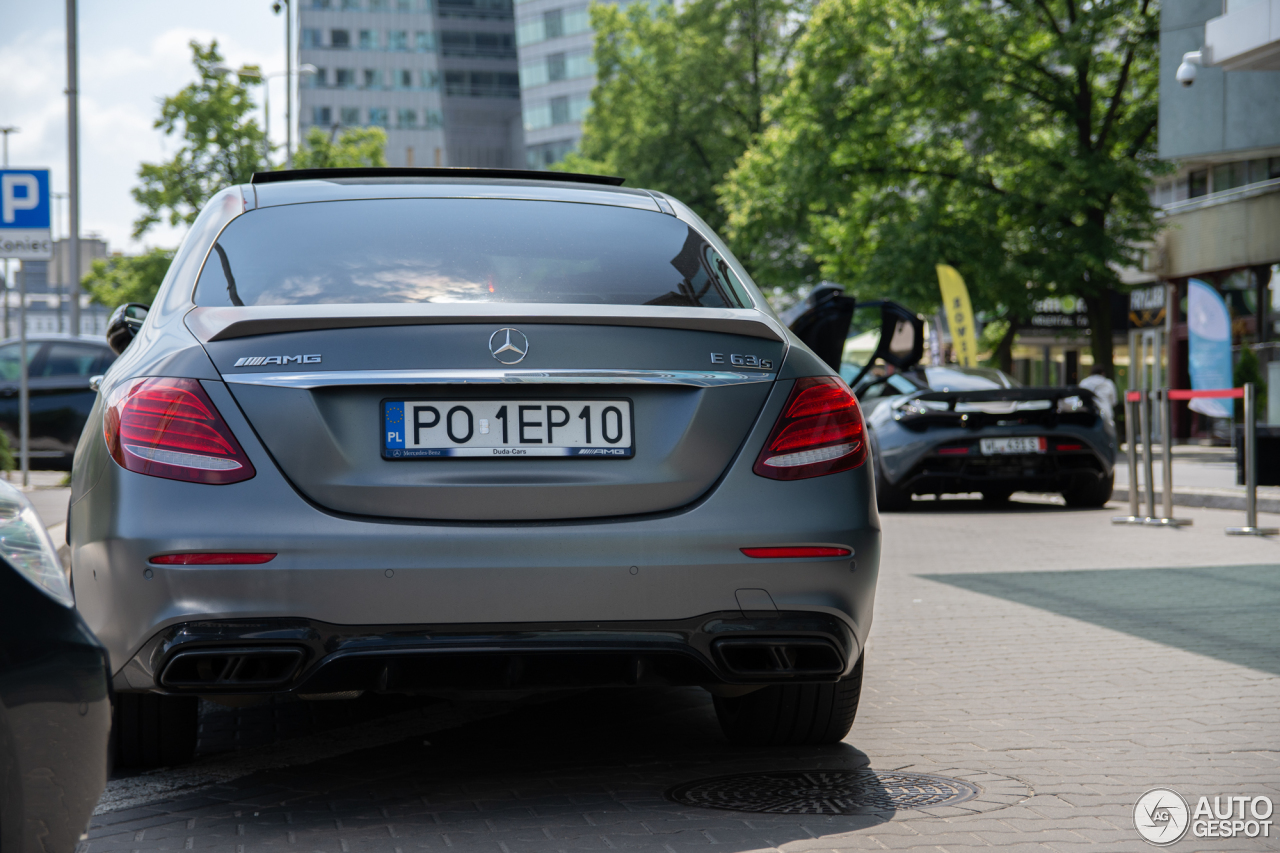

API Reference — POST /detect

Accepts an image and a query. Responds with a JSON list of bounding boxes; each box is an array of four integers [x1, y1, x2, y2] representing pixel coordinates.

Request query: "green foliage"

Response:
[[0, 430, 13, 474], [293, 126, 389, 169], [559, 0, 809, 232], [84, 248, 176, 310], [1234, 346, 1268, 420], [720, 0, 1165, 371], [132, 41, 269, 238]]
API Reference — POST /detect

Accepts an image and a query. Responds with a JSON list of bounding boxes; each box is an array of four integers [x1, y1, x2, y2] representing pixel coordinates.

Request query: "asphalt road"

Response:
[[84, 496, 1280, 852]]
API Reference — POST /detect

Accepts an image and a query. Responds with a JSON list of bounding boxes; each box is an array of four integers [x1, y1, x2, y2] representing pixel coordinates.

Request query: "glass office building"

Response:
[[300, 0, 524, 168]]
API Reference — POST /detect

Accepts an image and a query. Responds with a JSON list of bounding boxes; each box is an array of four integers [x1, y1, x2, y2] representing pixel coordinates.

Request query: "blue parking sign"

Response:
[[0, 169, 53, 260]]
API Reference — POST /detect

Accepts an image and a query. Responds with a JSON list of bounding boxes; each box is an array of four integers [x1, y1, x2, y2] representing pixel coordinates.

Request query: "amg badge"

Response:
[[233, 354, 322, 367]]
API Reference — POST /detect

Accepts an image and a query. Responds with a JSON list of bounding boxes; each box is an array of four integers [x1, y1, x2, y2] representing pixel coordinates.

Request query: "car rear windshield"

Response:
[[193, 198, 750, 309], [923, 367, 1019, 390]]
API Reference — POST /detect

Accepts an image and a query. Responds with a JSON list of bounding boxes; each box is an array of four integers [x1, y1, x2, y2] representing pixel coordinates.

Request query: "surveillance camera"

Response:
[[1176, 49, 1209, 87]]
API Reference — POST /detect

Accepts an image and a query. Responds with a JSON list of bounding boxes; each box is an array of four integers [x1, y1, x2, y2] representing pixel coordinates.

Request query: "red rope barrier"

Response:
[[1125, 388, 1244, 401], [1168, 388, 1244, 400]]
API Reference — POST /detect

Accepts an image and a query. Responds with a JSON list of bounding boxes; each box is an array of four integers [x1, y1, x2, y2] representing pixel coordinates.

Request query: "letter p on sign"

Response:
[[1, 174, 39, 223]]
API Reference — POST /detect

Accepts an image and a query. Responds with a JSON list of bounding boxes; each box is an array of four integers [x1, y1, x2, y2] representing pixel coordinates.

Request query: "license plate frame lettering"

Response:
[[382, 398, 635, 459]]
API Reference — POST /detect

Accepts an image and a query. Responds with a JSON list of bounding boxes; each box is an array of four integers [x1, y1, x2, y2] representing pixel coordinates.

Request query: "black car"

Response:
[[0, 479, 111, 852], [788, 285, 1117, 510], [0, 335, 117, 467]]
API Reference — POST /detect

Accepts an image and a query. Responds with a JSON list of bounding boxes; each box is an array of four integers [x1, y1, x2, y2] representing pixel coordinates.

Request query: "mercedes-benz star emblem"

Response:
[[489, 328, 529, 364]]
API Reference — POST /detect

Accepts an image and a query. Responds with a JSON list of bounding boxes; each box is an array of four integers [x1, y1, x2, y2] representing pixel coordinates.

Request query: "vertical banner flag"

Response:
[[936, 264, 978, 367], [1186, 278, 1233, 419]]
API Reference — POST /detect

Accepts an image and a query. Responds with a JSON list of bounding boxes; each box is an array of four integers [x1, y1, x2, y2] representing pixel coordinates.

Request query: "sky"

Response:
[[0, 1, 290, 255]]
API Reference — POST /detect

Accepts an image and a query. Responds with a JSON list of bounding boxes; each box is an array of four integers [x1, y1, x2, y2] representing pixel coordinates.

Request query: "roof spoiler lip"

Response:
[[183, 304, 786, 343], [250, 167, 626, 187]]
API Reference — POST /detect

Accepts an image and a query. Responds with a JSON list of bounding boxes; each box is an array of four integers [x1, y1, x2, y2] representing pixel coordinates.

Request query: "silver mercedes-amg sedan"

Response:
[[70, 169, 881, 766]]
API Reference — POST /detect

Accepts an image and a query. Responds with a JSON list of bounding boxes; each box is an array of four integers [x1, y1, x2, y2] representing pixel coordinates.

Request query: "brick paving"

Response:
[[86, 498, 1280, 852]]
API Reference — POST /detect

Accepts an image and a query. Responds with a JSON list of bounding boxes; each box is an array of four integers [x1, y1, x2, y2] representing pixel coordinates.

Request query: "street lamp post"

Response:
[[0, 127, 17, 166], [272, 0, 294, 167], [66, 0, 80, 340], [214, 64, 317, 164]]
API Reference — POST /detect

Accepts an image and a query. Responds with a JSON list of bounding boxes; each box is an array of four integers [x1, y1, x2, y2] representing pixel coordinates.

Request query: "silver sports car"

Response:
[[70, 168, 882, 765]]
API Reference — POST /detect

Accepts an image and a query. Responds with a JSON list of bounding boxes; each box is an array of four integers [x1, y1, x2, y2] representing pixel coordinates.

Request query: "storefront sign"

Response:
[[1129, 285, 1166, 328]]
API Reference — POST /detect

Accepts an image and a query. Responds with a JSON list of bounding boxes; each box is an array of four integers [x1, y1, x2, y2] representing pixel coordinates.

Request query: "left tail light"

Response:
[[103, 377, 256, 485], [753, 376, 867, 480]]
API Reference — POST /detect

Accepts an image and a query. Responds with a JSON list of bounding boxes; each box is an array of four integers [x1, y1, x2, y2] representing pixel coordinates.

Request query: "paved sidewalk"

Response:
[[84, 499, 1280, 852]]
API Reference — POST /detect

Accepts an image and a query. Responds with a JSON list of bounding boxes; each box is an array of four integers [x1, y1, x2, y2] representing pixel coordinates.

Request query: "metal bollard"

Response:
[[1226, 382, 1278, 536], [1112, 393, 1143, 524], [1146, 388, 1191, 527], [1141, 389, 1156, 519]]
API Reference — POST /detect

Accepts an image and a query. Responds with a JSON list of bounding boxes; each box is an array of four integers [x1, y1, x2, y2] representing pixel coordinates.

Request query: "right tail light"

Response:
[[753, 376, 867, 480], [103, 377, 256, 485]]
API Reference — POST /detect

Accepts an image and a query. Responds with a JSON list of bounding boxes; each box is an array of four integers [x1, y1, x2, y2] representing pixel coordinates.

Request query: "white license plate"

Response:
[[383, 399, 634, 459], [979, 436, 1046, 455]]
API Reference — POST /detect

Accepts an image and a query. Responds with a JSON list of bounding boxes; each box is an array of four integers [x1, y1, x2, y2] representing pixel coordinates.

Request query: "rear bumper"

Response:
[[899, 447, 1110, 495], [114, 611, 858, 694]]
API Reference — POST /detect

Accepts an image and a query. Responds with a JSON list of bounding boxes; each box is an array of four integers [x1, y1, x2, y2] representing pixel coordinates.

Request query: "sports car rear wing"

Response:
[[892, 386, 1101, 430]]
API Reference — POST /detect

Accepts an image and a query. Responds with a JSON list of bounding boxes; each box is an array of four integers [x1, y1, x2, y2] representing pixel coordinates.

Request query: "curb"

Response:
[[1111, 488, 1280, 515]]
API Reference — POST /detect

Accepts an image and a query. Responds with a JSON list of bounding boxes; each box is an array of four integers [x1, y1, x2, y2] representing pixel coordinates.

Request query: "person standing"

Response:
[[1080, 365, 1119, 421]]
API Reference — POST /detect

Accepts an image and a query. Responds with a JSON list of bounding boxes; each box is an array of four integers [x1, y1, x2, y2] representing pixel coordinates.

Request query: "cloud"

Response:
[[0, 6, 279, 255]]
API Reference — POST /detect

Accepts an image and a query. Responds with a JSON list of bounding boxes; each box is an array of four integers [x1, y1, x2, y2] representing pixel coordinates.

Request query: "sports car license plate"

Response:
[[383, 399, 634, 459], [979, 436, 1046, 455]]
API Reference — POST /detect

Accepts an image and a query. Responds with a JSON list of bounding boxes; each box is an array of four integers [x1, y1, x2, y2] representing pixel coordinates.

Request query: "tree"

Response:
[[293, 126, 389, 169], [721, 0, 1164, 374], [558, 0, 809, 232], [132, 41, 269, 238], [84, 248, 176, 310]]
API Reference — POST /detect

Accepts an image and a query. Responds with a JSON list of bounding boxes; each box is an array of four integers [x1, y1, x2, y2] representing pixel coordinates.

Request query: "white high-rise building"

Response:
[[515, 0, 597, 168], [299, 0, 524, 168], [515, 0, 668, 169]]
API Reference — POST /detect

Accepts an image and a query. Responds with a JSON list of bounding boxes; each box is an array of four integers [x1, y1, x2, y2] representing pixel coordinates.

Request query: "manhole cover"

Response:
[[667, 770, 981, 814]]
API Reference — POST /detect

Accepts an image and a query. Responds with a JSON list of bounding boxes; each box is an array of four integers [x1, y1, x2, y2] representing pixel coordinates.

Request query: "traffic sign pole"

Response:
[[19, 270, 27, 488]]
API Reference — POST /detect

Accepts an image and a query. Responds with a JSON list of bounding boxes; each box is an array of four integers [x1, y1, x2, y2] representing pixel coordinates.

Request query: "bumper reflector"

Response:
[[741, 546, 852, 559], [150, 553, 277, 565]]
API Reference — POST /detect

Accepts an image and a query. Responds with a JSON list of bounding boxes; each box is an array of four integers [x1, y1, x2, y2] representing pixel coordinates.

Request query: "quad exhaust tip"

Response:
[[160, 647, 305, 689]]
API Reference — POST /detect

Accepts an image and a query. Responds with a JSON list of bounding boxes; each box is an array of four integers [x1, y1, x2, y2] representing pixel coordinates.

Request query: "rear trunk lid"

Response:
[[195, 311, 784, 521]]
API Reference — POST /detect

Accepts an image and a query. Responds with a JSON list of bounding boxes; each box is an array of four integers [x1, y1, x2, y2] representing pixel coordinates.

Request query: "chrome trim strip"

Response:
[[222, 368, 776, 389]]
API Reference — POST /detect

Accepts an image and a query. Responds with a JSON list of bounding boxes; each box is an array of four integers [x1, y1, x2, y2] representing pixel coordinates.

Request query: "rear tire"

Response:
[[875, 463, 911, 513], [1062, 471, 1115, 508], [714, 654, 864, 746], [113, 693, 199, 768]]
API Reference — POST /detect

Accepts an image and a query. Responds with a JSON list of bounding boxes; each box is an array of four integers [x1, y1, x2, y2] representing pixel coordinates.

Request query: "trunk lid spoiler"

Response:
[[185, 304, 785, 344]]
